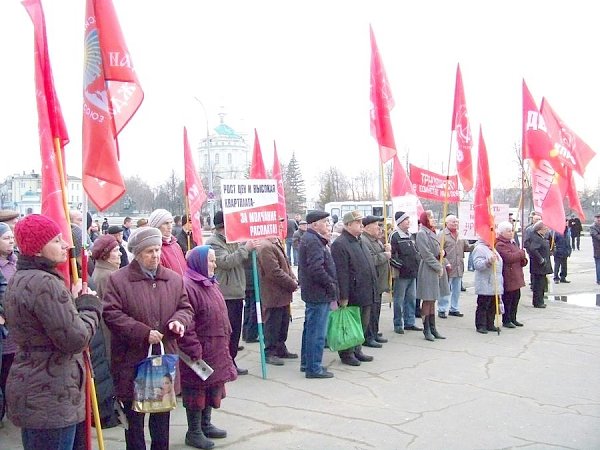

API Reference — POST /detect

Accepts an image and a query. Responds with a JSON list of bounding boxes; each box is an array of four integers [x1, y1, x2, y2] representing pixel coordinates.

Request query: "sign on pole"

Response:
[[458, 201, 509, 240], [220, 179, 279, 243]]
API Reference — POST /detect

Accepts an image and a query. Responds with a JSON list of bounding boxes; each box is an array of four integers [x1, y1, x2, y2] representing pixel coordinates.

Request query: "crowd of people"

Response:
[[0, 206, 598, 449]]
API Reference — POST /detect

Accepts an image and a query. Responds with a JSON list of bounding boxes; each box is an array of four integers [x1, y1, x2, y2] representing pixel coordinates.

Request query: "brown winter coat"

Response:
[[495, 236, 527, 292], [256, 238, 298, 308], [4, 256, 100, 429], [102, 259, 193, 400]]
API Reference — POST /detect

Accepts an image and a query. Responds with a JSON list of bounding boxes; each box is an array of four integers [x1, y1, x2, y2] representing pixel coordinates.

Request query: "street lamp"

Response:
[[193, 97, 214, 225]]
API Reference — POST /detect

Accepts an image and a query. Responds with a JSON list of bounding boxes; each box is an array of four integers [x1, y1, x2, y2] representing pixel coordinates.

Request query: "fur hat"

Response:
[[342, 210, 363, 225], [14, 214, 62, 256], [127, 227, 162, 256], [148, 209, 174, 228], [306, 210, 329, 224], [0, 210, 19, 223], [91, 234, 119, 261]]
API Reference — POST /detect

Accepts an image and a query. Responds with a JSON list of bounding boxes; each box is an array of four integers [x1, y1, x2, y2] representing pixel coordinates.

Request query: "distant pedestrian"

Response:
[[285, 215, 299, 265], [590, 213, 600, 285], [122, 216, 132, 242], [552, 221, 571, 284], [101, 217, 109, 235], [568, 215, 583, 250]]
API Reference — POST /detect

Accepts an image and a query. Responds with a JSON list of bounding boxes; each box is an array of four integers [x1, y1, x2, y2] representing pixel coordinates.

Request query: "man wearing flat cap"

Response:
[[107, 225, 129, 268], [0, 210, 19, 231], [330, 210, 377, 366], [360, 215, 391, 347], [103, 227, 194, 449], [298, 210, 337, 378], [525, 221, 552, 308]]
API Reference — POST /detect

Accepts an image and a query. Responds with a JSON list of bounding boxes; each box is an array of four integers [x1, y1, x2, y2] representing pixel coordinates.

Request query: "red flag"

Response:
[[23, 0, 73, 286], [451, 64, 474, 192], [473, 126, 494, 244], [390, 155, 424, 215], [370, 25, 397, 164], [540, 98, 596, 176], [272, 141, 288, 239], [522, 80, 566, 232], [184, 127, 207, 245], [249, 129, 267, 179], [82, 0, 144, 211]]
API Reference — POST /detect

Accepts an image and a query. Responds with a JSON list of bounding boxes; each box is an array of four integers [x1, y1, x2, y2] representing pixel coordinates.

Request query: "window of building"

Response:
[[228, 153, 232, 164], [215, 153, 220, 164]]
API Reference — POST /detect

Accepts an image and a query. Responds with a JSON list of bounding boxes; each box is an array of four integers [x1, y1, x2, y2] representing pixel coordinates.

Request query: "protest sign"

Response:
[[458, 201, 509, 240]]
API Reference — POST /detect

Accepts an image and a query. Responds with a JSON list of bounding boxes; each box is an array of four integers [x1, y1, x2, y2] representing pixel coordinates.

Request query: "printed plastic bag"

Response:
[[133, 342, 178, 413], [326, 306, 364, 352]]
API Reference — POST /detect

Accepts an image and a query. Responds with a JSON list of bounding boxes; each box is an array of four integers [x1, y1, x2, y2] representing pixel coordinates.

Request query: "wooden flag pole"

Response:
[[439, 133, 455, 264]]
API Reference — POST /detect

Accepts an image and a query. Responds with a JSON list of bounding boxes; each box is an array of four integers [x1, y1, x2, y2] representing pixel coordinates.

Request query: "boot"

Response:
[[429, 314, 446, 339], [422, 316, 434, 341], [201, 406, 227, 439], [185, 409, 214, 449]]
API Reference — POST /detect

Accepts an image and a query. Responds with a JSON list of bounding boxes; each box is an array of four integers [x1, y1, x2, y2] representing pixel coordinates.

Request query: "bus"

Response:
[[324, 200, 393, 222]]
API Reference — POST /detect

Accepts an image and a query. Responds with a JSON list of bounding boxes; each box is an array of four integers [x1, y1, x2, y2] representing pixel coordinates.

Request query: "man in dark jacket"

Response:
[[526, 221, 552, 308], [552, 222, 571, 284], [176, 215, 197, 255], [568, 214, 583, 250], [331, 210, 377, 367], [298, 210, 337, 379], [591, 213, 600, 285], [286, 215, 299, 265], [390, 211, 422, 334]]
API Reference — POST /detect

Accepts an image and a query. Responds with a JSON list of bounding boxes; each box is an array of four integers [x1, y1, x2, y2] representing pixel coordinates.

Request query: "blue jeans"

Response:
[[301, 302, 330, 374], [285, 238, 294, 264], [438, 276, 462, 313], [22, 424, 77, 450], [595, 257, 600, 283], [393, 278, 416, 328]]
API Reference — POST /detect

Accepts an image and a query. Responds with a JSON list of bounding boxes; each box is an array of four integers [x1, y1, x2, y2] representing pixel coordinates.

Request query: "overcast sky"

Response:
[[1, 0, 598, 200]]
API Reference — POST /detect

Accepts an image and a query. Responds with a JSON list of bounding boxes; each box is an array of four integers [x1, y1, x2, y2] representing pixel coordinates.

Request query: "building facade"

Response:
[[0, 170, 83, 215]]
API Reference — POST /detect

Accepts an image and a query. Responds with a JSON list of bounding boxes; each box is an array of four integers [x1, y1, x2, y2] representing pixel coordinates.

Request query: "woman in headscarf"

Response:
[[415, 210, 449, 341], [495, 221, 527, 328], [148, 208, 188, 276], [4, 214, 102, 449], [178, 245, 237, 449]]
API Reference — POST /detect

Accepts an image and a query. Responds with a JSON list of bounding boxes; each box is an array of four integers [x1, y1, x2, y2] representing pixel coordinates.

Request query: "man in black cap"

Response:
[[360, 215, 391, 347], [298, 210, 337, 378], [107, 225, 129, 268], [331, 210, 376, 366], [206, 211, 257, 375]]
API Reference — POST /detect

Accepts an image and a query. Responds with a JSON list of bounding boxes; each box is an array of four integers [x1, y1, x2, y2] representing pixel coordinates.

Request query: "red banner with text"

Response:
[[409, 164, 460, 202]]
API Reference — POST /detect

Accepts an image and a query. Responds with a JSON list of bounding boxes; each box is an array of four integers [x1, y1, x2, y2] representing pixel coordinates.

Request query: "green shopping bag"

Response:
[[326, 306, 364, 352]]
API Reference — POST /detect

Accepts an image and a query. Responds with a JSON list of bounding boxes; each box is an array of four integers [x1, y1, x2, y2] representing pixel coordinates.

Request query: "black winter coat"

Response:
[[331, 230, 377, 307], [390, 230, 420, 279], [527, 231, 553, 275], [298, 229, 337, 303]]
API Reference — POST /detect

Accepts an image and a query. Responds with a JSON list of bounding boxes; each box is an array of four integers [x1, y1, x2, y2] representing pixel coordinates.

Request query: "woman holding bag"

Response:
[[178, 245, 237, 449]]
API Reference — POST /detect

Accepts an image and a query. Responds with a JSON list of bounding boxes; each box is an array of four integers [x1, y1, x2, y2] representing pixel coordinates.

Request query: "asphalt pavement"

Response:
[[2, 236, 599, 449]]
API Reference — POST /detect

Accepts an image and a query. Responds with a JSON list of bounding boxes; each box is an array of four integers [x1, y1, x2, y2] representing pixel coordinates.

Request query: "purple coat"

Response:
[[178, 274, 237, 388], [495, 236, 527, 293]]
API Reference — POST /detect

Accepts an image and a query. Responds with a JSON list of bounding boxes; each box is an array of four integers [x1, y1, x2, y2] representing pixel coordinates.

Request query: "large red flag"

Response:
[[249, 129, 267, 179], [272, 141, 288, 239], [473, 126, 494, 244], [82, 0, 144, 211], [370, 25, 397, 164], [540, 98, 596, 176], [390, 155, 423, 233], [522, 80, 565, 232], [184, 127, 207, 245], [451, 64, 474, 192], [23, 0, 73, 286]]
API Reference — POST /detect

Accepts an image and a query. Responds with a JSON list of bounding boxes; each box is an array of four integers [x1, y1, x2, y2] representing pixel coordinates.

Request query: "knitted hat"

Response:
[[127, 227, 162, 256], [213, 211, 224, 228], [0, 210, 19, 223], [395, 211, 409, 225], [14, 214, 62, 256], [0, 222, 10, 237], [342, 210, 363, 225], [148, 209, 174, 228], [91, 234, 119, 261]]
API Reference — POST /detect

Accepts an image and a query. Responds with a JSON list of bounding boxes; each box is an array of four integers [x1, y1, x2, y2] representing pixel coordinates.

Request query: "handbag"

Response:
[[326, 306, 365, 352], [133, 341, 179, 413]]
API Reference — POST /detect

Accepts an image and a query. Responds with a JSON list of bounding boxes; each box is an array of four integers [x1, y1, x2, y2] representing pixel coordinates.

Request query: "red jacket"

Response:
[[102, 259, 193, 400], [160, 236, 188, 276]]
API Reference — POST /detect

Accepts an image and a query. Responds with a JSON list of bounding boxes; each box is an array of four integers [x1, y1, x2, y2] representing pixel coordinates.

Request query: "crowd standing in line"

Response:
[[0, 206, 594, 449]]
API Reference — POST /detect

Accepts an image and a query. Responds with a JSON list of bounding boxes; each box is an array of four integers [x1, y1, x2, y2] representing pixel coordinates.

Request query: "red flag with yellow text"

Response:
[[184, 127, 207, 245], [273, 141, 287, 239], [23, 0, 73, 286], [473, 127, 494, 244], [451, 64, 474, 192], [370, 25, 397, 164], [82, 0, 144, 211]]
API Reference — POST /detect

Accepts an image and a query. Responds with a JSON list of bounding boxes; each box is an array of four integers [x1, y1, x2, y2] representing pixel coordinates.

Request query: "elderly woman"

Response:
[[149, 208, 188, 276], [90, 234, 122, 428], [415, 210, 448, 341], [0, 222, 17, 425], [4, 214, 102, 449], [472, 235, 504, 334], [495, 221, 527, 328], [178, 246, 237, 449], [102, 227, 193, 450]]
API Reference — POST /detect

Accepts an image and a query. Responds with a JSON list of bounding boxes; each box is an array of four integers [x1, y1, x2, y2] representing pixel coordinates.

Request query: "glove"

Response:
[[75, 294, 103, 317], [338, 299, 349, 307]]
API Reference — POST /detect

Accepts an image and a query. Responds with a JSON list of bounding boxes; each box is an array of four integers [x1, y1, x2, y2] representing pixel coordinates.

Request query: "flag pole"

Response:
[[251, 250, 267, 379], [439, 133, 454, 264], [380, 161, 392, 301], [491, 229, 501, 336], [185, 195, 191, 253]]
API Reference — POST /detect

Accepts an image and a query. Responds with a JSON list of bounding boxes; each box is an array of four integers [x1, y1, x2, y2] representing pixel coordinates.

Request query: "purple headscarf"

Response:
[[185, 245, 217, 285]]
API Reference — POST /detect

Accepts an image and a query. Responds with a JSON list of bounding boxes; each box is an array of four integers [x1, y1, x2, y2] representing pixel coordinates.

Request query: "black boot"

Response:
[[429, 314, 446, 339], [186, 409, 214, 449], [423, 316, 434, 341], [201, 406, 227, 439]]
